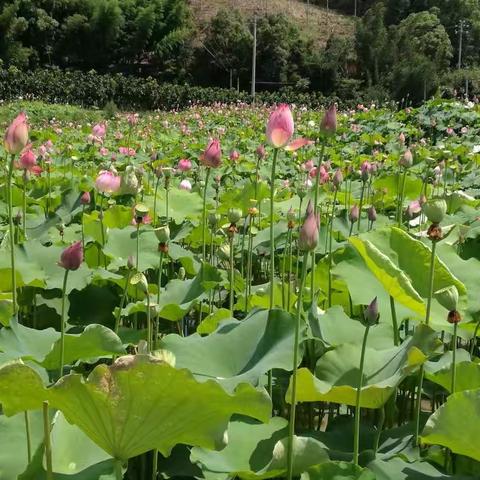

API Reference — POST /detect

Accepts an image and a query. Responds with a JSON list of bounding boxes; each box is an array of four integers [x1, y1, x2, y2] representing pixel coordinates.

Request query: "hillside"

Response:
[[188, 0, 355, 47]]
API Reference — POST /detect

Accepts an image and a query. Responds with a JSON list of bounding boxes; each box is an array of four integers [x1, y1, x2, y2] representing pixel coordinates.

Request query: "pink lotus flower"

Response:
[[266, 104, 294, 148], [80, 191, 91, 205], [59, 241, 83, 271], [332, 169, 343, 189], [320, 104, 337, 136], [256, 144, 266, 159], [360, 161, 372, 181], [282, 179, 290, 188], [201, 139, 222, 168], [446, 127, 454, 135], [177, 158, 192, 172], [406, 200, 422, 219], [92, 123, 106, 138], [119, 147, 136, 156], [299, 200, 319, 251], [284, 137, 313, 152], [95, 170, 121, 194], [309, 166, 329, 184], [179, 179, 192, 191], [19, 148, 37, 170], [127, 113, 139, 126], [303, 160, 314, 171], [4, 112, 29, 154], [99, 147, 109, 156], [349, 204, 359, 223]]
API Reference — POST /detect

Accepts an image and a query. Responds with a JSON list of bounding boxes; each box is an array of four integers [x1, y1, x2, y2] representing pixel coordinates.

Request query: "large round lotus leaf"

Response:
[[159, 308, 306, 391], [287, 324, 440, 408], [0, 320, 125, 369], [424, 350, 480, 393], [0, 355, 271, 461], [0, 411, 45, 480], [301, 461, 376, 480], [421, 388, 480, 462], [349, 235, 425, 316]]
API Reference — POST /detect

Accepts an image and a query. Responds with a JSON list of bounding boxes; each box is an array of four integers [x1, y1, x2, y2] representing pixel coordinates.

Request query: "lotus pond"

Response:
[[0, 99, 480, 480]]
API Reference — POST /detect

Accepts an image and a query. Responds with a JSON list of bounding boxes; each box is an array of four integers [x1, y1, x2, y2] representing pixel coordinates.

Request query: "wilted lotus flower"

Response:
[[59, 241, 83, 271], [19, 148, 36, 170], [201, 139, 222, 168], [179, 179, 192, 191], [299, 200, 319, 252], [95, 170, 121, 194], [349, 204, 359, 224], [320, 103, 337, 136], [266, 104, 294, 148], [177, 158, 192, 172], [80, 191, 91, 205], [4, 112, 29, 154], [364, 297, 379, 326]]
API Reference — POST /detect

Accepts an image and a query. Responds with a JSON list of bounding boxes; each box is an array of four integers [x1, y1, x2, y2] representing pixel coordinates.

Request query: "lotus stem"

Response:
[[398, 169, 407, 227], [353, 323, 371, 465], [153, 176, 160, 226], [286, 251, 308, 480], [269, 148, 279, 309], [202, 168, 212, 262], [7, 154, 17, 317], [43, 401, 53, 480], [59, 269, 70, 378], [146, 287, 152, 353], [115, 459, 123, 480], [470, 319, 480, 357], [357, 180, 366, 233], [451, 322, 458, 394], [24, 411, 31, 463], [22, 174, 27, 238], [389, 296, 400, 346], [155, 251, 164, 345], [229, 232, 235, 314], [328, 188, 338, 308]]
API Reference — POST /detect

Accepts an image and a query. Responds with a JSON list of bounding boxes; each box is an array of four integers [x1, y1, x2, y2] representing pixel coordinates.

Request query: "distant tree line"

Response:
[[1, 0, 480, 105]]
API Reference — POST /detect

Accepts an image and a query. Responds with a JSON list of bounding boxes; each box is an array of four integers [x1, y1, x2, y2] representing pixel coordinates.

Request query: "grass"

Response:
[[189, 0, 355, 47]]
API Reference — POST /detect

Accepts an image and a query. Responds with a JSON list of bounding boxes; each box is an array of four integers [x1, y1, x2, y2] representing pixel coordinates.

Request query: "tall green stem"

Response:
[[451, 322, 458, 394], [146, 289, 152, 353], [114, 270, 132, 336], [22, 174, 27, 238], [229, 233, 235, 314], [357, 181, 366, 233], [115, 459, 123, 480], [397, 169, 407, 227], [24, 411, 32, 463], [470, 319, 480, 357], [155, 251, 164, 346], [327, 189, 338, 308], [7, 154, 17, 316], [202, 168, 212, 262], [43, 401, 53, 480], [269, 149, 279, 308], [353, 324, 371, 465], [99, 194, 106, 268], [59, 269, 70, 378], [286, 252, 308, 480], [153, 176, 160, 226]]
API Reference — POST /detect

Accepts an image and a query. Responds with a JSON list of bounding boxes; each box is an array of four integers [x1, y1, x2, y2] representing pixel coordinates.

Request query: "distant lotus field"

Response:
[[0, 98, 480, 479]]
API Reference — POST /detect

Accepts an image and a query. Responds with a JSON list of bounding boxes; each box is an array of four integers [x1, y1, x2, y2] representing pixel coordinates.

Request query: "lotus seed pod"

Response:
[[227, 208, 242, 224], [435, 286, 459, 312], [134, 203, 149, 219], [130, 272, 149, 294], [208, 212, 221, 227], [178, 267, 186, 280], [154, 225, 170, 243], [422, 198, 447, 224]]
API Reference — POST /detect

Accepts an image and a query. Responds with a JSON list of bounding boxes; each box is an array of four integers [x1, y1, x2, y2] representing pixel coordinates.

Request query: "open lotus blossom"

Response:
[[95, 170, 121, 194], [177, 158, 192, 172], [4, 112, 29, 154], [59, 241, 83, 271], [201, 139, 222, 168], [266, 104, 294, 148], [119, 147, 136, 156], [179, 179, 192, 191], [92, 123, 106, 138]]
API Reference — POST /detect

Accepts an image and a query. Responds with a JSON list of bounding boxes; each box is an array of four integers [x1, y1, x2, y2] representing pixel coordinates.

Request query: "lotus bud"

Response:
[[19, 148, 36, 170], [422, 198, 447, 224], [127, 255, 136, 269], [435, 286, 459, 312], [298, 200, 319, 252], [178, 267, 186, 280], [177, 158, 192, 172], [349, 204, 359, 223], [179, 179, 192, 191], [4, 112, 29, 154], [130, 272, 148, 294], [364, 297, 379, 326], [201, 138, 222, 168], [266, 104, 294, 148], [256, 144, 266, 159], [399, 132, 406, 144], [80, 191, 91, 205], [332, 169, 343, 189], [287, 207, 296, 222], [399, 149, 413, 168], [227, 208, 242, 225], [360, 161, 371, 182], [320, 103, 337, 136], [59, 241, 83, 271], [154, 225, 170, 244], [367, 205, 377, 223]]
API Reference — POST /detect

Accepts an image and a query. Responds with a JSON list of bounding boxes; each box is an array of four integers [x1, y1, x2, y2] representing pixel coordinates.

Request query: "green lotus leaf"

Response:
[[160, 308, 306, 391], [287, 324, 440, 408], [301, 461, 376, 480], [0, 355, 271, 461], [421, 388, 480, 462]]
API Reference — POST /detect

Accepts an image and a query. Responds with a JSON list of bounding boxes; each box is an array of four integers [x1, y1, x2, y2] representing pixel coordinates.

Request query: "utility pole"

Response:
[[251, 15, 257, 99], [354, 0, 357, 17], [458, 21, 464, 69]]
